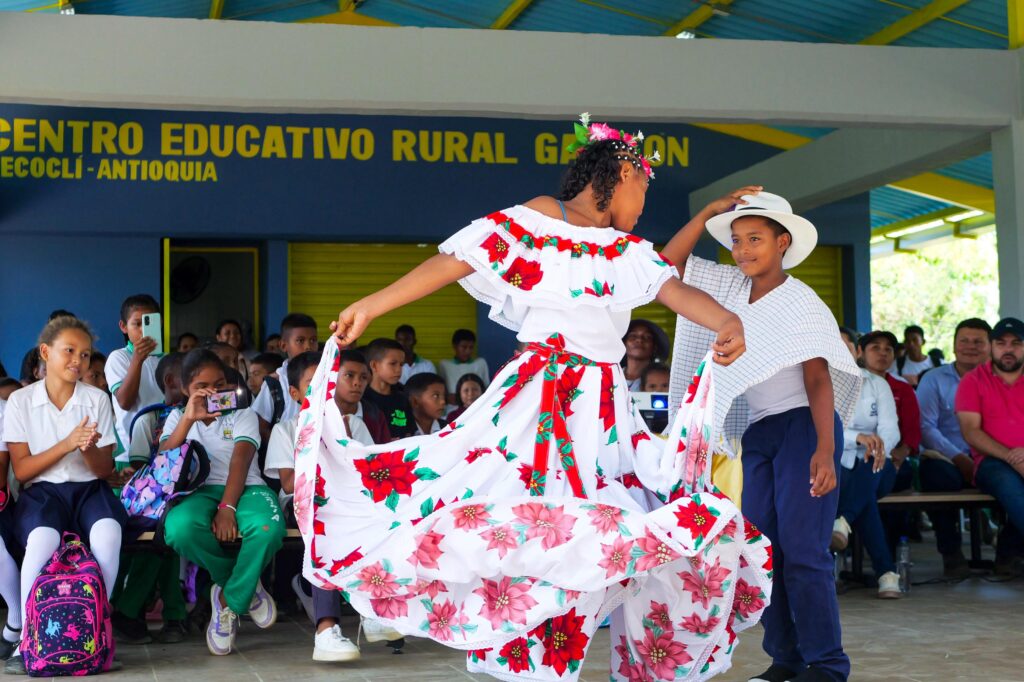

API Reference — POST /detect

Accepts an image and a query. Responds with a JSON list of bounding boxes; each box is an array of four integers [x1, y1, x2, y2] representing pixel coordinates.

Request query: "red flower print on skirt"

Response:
[[502, 257, 544, 291]]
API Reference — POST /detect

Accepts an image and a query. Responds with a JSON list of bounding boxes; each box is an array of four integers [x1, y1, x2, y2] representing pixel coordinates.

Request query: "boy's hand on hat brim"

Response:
[[705, 186, 763, 218]]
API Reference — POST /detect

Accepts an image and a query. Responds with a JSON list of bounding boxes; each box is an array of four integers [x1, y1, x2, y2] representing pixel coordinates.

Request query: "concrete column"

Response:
[[263, 240, 290, 342], [992, 119, 1024, 316]]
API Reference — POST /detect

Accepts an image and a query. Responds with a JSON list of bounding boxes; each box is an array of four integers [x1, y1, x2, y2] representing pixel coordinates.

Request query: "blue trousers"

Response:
[[918, 458, 964, 556], [976, 458, 1024, 559], [838, 459, 896, 576], [742, 407, 849, 681]]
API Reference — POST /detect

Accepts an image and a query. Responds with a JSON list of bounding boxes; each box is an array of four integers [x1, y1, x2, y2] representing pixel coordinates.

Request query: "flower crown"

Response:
[[565, 112, 660, 180]]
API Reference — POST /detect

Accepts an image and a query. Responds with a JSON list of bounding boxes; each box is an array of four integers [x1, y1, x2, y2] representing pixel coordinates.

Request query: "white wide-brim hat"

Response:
[[705, 191, 818, 270]]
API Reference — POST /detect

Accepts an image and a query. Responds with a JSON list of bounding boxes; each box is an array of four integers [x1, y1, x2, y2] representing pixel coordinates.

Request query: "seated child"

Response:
[[160, 350, 285, 656], [3, 316, 125, 674], [263, 334, 283, 355], [329, 350, 391, 446], [247, 353, 284, 398], [446, 372, 485, 422], [640, 363, 671, 393], [176, 333, 199, 354], [405, 373, 448, 436], [82, 351, 109, 393], [264, 351, 395, 661], [111, 352, 188, 645], [363, 338, 415, 439], [438, 329, 489, 405], [206, 342, 243, 377], [252, 314, 319, 444], [106, 294, 164, 456], [0, 394, 21, 660]]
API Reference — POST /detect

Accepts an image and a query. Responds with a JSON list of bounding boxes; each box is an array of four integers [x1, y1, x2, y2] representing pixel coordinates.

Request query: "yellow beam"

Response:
[[1010, 0, 1024, 48], [663, 0, 734, 36], [491, 0, 535, 30], [209, 0, 224, 19], [696, 123, 994, 212], [870, 206, 966, 238], [298, 10, 397, 26], [859, 0, 969, 45]]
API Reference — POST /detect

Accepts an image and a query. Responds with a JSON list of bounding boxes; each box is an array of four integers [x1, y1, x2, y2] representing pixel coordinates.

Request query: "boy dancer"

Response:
[[664, 189, 862, 682]]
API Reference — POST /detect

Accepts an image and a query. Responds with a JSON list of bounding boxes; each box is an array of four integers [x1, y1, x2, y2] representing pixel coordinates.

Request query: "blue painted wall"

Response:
[[0, 104, 871, 372]]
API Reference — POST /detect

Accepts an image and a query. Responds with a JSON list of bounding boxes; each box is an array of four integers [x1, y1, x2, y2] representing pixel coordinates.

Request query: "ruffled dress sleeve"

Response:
[[438, 205, 678, 331]]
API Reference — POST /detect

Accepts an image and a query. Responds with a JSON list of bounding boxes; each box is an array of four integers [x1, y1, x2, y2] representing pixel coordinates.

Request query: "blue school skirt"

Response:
[[15, 480, 126, 545]]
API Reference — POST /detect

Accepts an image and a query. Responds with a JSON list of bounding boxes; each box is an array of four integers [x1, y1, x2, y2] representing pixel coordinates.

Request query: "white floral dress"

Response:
[[294, 206, 773, 682]]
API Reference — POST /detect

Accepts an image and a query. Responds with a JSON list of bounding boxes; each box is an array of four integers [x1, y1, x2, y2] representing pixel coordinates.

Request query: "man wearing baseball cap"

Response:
[[956, 317, 1024, 569]]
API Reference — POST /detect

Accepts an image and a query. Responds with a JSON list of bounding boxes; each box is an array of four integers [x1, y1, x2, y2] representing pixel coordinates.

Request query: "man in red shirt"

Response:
[[956, 317, 1024, 572]]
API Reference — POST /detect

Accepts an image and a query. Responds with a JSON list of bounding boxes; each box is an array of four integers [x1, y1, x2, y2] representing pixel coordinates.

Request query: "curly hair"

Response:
[[557, 139, 632, 212]]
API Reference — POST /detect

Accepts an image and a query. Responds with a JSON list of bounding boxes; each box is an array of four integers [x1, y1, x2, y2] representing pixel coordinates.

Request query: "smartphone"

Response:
[[206, 386, 251, 414], [141, 313, 163, 355]]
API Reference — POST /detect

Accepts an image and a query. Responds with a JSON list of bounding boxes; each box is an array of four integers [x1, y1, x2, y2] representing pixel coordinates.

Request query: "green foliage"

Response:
[[872, 233, 999, 357]]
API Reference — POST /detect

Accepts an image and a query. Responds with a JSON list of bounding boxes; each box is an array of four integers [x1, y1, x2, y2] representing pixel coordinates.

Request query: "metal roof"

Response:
[[3, 0, 1005, 235]]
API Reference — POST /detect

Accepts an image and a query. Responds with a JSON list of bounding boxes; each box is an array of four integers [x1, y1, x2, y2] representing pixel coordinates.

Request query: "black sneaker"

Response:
[[4, 655, 24, 676], [792, 667, 837, 681], [750, 664, 799, 682], [942, 551, 971, 580], [0, 638, 16, 662], [158, 620, 187, 644], [112, 611, 153, 645]]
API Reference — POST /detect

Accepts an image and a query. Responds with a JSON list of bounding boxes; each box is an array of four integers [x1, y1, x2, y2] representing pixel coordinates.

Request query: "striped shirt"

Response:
[[668, 255, 862, 443]]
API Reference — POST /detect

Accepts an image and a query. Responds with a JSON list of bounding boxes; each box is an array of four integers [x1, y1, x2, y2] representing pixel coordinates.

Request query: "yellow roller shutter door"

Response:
[[718, 246, 845, 324], [288, 243, 477, 364]]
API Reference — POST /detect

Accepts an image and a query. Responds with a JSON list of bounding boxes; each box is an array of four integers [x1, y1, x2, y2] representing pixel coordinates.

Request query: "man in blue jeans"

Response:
[[956, 318, 1024, 575], [916, 318, 990, 577]]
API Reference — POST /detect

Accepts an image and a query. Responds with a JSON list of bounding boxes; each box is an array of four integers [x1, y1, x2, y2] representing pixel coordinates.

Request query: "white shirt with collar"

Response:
[[0, 399, 7, 454], [161, 407, 264, 487], [251, 360, 299, 424], [2, 381, 116, 486], [105, 345, 164, 451], [841, 369, 899, 470], [400, 356, 437, 385], [414, 419, 444, 436]]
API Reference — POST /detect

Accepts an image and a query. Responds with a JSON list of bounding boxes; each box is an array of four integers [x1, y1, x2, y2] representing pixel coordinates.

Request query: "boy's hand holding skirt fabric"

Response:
[[294, 207, 773, 682]]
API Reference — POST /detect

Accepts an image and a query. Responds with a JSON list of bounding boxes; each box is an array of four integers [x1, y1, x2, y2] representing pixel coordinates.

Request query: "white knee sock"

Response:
[[88, 519, 122, 596], [20, 528, 60, 639], [0, 535, 22, 637]]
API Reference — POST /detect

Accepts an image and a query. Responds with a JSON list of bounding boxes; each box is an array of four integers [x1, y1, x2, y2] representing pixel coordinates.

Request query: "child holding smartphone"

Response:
[[160, 350, 285, 657]]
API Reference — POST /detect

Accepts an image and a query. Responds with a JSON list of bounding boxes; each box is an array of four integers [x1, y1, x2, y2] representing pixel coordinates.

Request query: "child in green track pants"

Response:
[[160, 349, 286, 656]]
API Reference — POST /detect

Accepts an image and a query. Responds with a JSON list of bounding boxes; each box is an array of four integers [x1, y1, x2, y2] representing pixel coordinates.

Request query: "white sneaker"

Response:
[[206, 585, 238, 656], [878, 571, 902, 599], [313, 625, 361, 662], [830, 516, 851, 552], [248, 579, 278, 629], [291, 574, 315, 625], [359, 617, 402, 643]]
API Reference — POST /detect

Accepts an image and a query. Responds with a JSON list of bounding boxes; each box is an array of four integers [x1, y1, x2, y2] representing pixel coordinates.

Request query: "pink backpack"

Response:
[[21, 533, 115, 677]]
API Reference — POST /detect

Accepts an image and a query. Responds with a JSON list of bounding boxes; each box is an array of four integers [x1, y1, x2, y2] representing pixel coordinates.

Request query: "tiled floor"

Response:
[[39, 544, 1024, 681]]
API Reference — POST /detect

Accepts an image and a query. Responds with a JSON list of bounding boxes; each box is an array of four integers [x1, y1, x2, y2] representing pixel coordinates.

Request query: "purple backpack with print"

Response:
[[21, 534, 114, 677], [120, 440, 210, 531]]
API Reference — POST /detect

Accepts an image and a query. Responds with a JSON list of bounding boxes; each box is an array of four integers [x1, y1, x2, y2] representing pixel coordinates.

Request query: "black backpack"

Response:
[[257, 375, 287, 491]]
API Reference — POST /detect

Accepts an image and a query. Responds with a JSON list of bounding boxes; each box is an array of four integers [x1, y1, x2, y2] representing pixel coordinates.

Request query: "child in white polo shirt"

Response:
[[159, 349, 286, 657], [105, 294, 164, 455], [437, 329, 489, 405], [3, 316, 125, 675], [252, 313, 319, 445]]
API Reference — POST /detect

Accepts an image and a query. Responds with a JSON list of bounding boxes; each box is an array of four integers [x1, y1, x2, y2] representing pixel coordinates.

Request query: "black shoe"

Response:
[[158, 620, 187, 644], [112, 611, 153, 645], [4, 655, 24, 676], [750, 664, 800, 682], [942, 551, 971, 580], [792, 667, 837, 681]]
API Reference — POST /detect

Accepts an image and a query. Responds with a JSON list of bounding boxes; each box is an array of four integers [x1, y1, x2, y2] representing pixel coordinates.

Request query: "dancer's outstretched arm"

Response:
[[656, 278, 746, 365], [331, 254, 474, 344], [660, 185, 762, 273]]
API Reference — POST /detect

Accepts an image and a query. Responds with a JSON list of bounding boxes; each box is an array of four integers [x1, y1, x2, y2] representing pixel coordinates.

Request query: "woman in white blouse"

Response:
[[833, 328, 902, 598]]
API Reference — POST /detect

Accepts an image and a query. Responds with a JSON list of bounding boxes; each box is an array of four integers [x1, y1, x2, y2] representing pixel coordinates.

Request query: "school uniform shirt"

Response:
[[127, 405, 175, 465], [955, 361, 1024, 469], [438, 357, 490, 395], [400, 356, 437, 385], [251, 359, 299, 424], [841, 369, 899, 470], [2, 380, 116, 486], [0, 399, 7, 454], [105, 344, 164, 452], [414, 419, 444, 436], [364, 386, 415, 439], [889, 356, 939, 380], [161, 407, 264, 487]]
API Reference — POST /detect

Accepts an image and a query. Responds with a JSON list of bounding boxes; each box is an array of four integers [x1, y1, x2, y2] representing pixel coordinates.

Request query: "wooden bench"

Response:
[[132, 528, 304, 543], [848, 489, 1000, 579]]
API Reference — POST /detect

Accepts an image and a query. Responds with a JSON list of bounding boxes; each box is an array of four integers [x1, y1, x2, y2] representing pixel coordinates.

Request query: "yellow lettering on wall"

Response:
[[13, 119, 36, 153], [38, 120, 63, 153], [184, 123, 208, 156], [469, 132, 495, 164], [210, 125, 234, 157], [236, 125, 260, 158], [393, 130, 416, 161], [0, 119, 10, 154], [67, 121, 89, 154], [419, 131, 442, 162], [287, 127, 309, 159], [351, 129, 373, 161], [494, 133, 518, 164], [261, 126, 287, 159], [325, 128, 350, 160], [444, 131, 469, 163], [161, 123, 184, 156], [667, 136, 688, 167], [91, 121, 117, 154]]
